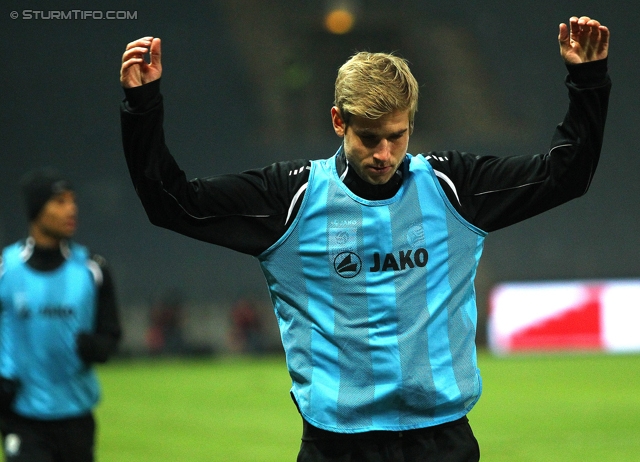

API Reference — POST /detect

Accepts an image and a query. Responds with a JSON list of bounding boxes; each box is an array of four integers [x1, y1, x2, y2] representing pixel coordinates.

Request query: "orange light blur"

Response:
[[324, 9, 355, 34]]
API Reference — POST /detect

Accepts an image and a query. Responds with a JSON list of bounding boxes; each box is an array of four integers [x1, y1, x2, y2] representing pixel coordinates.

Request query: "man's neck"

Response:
[[336, 149, 404, 201], [24, 236, 69, 271], [28, 224, 61, 249]]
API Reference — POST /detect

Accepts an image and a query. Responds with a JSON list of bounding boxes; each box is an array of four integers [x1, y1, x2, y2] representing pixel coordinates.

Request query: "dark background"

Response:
[[1, 1, 638, 319]]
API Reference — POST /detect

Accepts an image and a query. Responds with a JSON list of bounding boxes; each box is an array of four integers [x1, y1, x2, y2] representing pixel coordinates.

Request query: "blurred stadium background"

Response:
[[1, 0, 639, 459], [2, 0, 638, 354]]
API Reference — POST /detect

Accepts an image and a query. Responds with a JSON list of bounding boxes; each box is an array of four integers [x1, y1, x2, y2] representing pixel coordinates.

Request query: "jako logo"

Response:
[[370, 248, 428, 272], [334, 252, 362, 278], [40, 306, 74, 318], [334, 248, 429, 277]]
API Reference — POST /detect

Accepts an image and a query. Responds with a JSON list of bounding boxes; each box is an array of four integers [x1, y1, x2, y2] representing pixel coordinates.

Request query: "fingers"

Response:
[[125, 36, 154, 51], [558, 22, 570, 46], [121, 37, 161, 69], [122, 36, 154, 64], [570, 16, 606, 45], [149, 38, 162, 67], [120, 42, 147, 88], [570, 16, 590, 47], [120, 36, 163, 88], [560, 16, 609, 63], [596, 25, 610, 58]]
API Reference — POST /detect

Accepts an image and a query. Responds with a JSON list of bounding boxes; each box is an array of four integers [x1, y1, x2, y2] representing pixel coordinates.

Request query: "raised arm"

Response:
[[559, 16, 609, 64], [119, 36, 310, 256], [120, 37, 162, 88], [427, 16, 611, 232]]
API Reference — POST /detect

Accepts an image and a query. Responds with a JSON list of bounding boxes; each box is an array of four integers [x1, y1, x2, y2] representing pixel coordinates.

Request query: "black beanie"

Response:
[[20, 168, 73, 221]]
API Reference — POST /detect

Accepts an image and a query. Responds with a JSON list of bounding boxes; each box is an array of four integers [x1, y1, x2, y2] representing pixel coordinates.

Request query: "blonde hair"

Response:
[[334, 51, 419, 133]]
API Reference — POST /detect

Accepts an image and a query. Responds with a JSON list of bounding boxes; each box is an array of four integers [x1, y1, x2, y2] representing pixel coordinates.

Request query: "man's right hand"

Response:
[[559, 17, 609, 65], [120, 37, 162, 88]]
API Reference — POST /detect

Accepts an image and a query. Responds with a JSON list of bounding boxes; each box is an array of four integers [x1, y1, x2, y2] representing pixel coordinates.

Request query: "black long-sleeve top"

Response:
[[121, 59, 610, 256]]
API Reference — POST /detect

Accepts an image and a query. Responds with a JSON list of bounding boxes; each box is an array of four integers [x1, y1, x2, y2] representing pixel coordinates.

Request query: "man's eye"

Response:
[[360, 135, 378, 144]]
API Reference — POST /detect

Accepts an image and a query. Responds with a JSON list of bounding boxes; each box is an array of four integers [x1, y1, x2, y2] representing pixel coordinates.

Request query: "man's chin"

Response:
[[54, 230, 76, 241], [366, 172, 394, 185]]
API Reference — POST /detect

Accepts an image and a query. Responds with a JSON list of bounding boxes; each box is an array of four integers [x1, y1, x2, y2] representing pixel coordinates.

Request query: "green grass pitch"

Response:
[[6, 352, 640, 461]]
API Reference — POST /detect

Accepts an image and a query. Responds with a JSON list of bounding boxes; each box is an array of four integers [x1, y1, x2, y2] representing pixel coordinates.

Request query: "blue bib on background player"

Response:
[[0, 241, 101, 419]]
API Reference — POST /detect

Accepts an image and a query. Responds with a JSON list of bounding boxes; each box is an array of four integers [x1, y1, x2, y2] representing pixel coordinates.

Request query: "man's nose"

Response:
[[373, 140, 391, 162]]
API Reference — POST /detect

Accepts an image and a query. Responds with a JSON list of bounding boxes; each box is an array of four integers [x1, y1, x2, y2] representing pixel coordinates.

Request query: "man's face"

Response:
[[33, 191, 77, 241], [331, 107, 410, 185]]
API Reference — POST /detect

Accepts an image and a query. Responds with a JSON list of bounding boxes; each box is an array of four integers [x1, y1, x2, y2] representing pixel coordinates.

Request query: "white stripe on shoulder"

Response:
[[424, 154, 449, 162], [87, 259, 104, 286], [164, 164, 310, 222], [20, 237, 36, 261], [473, 144, 572, 197], [473, 180, 545, 196], [433, 169, 461, 206], [289, 166, 311, 176], [285, 182, 308, 226], [339, 164, 349, 181], [549, 143, 573, 153], [60, 241, 71, 260], [163, 189, 270, 220]]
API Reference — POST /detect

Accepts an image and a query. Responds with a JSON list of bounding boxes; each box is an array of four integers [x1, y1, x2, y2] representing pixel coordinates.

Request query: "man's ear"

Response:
[[331, 106, 346, 137]]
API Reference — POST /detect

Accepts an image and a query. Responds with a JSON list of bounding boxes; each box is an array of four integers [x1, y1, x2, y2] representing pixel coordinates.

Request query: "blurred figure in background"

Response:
[[145, 288, 186, 356], [0, 168, 121, 462], [228, 297, 265, 354]]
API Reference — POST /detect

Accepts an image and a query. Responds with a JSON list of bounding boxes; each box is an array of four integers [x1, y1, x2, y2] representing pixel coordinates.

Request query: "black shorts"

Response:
[[0, 411, 95, 462], [297, 416, 480, 462]]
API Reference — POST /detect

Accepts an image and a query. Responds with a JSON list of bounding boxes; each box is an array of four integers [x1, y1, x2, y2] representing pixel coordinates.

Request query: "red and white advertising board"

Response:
[[488, 279, 640, 354]]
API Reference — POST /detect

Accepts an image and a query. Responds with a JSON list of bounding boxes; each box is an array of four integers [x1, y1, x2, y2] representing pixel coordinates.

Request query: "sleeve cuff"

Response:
[[566, 58, 609, 87], [77, 332, 117, 364], [123, 79, 162, 112]]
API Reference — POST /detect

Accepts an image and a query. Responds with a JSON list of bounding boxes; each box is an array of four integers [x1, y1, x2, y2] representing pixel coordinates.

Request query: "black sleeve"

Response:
[[426, 58, 611, 232], [76, 255, 122, 365], [120, 81, 310, 256]]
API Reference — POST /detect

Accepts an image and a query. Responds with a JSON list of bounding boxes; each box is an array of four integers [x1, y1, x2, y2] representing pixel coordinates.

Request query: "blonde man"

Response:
[[120, 16, 610, 461]]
